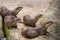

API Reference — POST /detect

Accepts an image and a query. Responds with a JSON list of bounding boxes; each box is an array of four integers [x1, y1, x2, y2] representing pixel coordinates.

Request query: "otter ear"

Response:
[[13, 6, 23, 14]]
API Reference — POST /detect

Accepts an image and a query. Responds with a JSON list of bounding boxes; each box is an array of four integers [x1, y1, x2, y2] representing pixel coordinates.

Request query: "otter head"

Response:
[[4, 15, 21, 29]]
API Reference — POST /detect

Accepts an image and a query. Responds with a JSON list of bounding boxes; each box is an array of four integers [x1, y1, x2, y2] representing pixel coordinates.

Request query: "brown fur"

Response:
[[4, 15, 21, 29], [0, 6, 23, 16], [23, 14, 43, 27], [21, 21, 53, 39]]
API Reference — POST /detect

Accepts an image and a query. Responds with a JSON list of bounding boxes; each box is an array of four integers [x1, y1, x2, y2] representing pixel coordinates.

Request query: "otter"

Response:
[[0, 6, 23, 29], [23, 14, 43, 27], [0, 6, 23, 16], [4, 15, 21, 29], [21, 21, 53, 39]]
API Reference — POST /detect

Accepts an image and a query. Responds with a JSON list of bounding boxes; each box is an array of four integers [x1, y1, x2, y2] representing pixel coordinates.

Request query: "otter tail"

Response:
[[34, 14, 43, 22], [42, 21, 54, 30]]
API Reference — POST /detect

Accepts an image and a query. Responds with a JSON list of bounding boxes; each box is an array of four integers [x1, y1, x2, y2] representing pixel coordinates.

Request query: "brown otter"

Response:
[[4, 15, 21, 29], [23, 14, 43, 27], [21, 21, 53, 39], [0, 6, 23, 16]]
